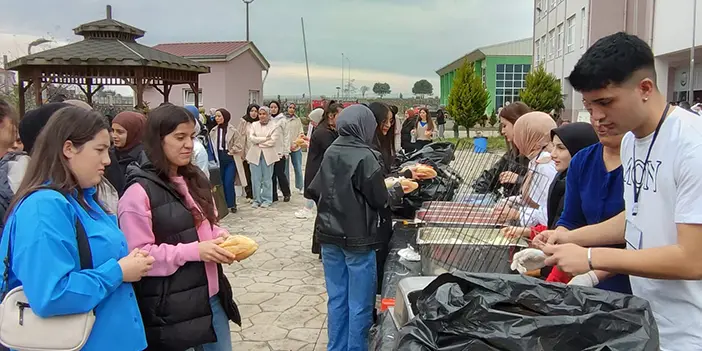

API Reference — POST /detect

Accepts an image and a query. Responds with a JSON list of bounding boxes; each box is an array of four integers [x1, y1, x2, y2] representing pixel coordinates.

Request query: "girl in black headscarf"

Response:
[[242, 104, 259, 200]]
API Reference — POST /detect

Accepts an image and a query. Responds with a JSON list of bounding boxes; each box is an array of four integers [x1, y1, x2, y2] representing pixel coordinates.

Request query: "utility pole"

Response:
[[243, 0, 254, 41], [341, 53, 345, 100], [691, 0, 698, 103]]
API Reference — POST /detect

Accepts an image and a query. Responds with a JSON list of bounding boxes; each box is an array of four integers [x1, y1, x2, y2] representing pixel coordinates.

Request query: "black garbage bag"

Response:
[[395, 272, 659, 351], [391, 161, 463, 218], [397, 142, 456, 167]]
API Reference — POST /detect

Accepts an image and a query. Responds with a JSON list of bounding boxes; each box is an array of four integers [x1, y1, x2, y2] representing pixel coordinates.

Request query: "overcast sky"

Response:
[[1, 0, 534, 97]]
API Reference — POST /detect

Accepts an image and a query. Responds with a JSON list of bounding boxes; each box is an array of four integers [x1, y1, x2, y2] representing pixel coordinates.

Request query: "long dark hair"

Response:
[[7, 106, 110, 218], [369, 102, 395, 157], [416, 107, 435, 131], [321, 101, 344, 127], [144, 104, 217, 226]]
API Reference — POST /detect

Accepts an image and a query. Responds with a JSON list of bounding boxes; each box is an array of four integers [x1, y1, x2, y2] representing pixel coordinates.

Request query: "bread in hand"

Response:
[[218, 235, 259, 261], [399, 178, 419, 193]]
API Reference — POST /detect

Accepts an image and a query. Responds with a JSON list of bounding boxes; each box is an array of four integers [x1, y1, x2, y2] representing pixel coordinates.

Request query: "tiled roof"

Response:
[[6, 39, 210, 73], [152, 42, 249, 59]]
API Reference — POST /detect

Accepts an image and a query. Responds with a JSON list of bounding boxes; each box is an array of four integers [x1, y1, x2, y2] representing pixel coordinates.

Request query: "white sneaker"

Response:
[[298, 189, 305, 195], [295, 209, 313, 219]]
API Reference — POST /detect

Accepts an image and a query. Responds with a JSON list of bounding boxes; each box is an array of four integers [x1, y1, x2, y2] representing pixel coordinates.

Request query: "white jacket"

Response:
[[285, 115, 304, 152], [271, 114, 290, 157]]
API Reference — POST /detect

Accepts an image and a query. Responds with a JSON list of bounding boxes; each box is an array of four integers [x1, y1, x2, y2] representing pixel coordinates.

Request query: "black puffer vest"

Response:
[[125, 155, 241, 351]]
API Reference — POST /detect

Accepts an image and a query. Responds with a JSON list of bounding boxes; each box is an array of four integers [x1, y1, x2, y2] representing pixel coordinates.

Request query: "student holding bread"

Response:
[[306, 105, 405, 351], [118, 104, 241, 351]]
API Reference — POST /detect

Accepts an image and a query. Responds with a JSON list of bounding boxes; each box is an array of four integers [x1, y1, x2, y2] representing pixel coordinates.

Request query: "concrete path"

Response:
[[218, 193, 327, 351]]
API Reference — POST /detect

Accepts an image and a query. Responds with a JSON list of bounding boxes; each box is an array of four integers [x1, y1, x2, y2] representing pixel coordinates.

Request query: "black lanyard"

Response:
[[632, 104, 670, 216]]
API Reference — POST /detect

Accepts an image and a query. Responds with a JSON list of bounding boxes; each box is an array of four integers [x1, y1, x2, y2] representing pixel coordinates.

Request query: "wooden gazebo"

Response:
[[6, 5, 210, 117]]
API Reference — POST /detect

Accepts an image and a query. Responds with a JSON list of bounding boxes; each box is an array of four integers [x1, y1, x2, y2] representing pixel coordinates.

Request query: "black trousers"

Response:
[[272, 157, 291, 201], [243, 161, 253, 199]]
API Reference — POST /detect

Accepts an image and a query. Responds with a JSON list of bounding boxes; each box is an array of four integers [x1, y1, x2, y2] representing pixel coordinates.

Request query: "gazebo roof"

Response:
[[6, 5, 209, 74]]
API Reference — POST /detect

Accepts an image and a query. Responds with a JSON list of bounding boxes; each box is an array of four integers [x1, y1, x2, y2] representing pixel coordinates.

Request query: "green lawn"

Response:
[[441, 136, 507, 152]]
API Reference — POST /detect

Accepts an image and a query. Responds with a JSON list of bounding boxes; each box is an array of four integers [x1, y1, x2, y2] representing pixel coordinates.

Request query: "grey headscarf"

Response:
[[336, 104, 377, 145]]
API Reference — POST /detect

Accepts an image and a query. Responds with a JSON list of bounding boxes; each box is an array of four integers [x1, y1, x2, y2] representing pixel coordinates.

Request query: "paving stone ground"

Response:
[[218, 191, 326, 351]]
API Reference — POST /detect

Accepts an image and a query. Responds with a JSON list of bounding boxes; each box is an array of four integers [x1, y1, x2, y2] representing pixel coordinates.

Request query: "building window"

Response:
[[550, 0, 557, 10], [581, 7, 587, 47], [184, 89, 203, 107], [536, 0, 543, 20], [541, 35, 547, 63], [548, 29, 555, 59], [248, 90, 260, 104], [495, 64, 532, 109], [557, 23, 564, 57], [567, 15, 576, 53], [535, 39, 541, 63]]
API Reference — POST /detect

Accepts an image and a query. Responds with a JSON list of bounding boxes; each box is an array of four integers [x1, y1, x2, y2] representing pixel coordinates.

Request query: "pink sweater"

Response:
[[118, 176, 226, 297]]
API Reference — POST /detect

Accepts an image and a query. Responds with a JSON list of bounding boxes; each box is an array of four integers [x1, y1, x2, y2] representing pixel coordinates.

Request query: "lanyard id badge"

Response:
[[632, 104, 670, 216], [625, 218, 643, 250]]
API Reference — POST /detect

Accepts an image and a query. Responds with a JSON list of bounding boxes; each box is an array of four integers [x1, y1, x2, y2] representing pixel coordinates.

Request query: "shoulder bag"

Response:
[[0, 215, 96, 351]]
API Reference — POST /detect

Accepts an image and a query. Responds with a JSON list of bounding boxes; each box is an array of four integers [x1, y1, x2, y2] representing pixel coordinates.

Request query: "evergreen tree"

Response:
[[519, 64, 565, 115], [447, 60, 490, 133]]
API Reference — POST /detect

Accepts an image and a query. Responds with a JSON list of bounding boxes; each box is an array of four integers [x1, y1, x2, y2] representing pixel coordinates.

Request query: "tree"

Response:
[[489, 109, 498, 127], [447, 60, 490, 133], [412, 79, 433, 98], [344, 79, 357, 97], [519, 64, 564, 116], [372, 82, 391, 98], [360, 85, 370, 98]]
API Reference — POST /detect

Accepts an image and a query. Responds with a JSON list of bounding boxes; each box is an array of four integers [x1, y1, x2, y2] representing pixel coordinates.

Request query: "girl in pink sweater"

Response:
[[118, 104, 240, 351]]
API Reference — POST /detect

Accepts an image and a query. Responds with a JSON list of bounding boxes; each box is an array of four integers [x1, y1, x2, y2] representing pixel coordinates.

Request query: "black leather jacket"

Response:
[[306, 135, 402, 252]]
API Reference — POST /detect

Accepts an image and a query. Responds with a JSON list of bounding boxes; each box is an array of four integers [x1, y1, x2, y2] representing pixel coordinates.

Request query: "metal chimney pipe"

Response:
[[106, 5, 112, 19], [2, 55, 7, 70]]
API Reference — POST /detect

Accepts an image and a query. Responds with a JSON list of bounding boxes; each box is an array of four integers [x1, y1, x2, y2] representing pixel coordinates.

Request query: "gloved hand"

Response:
[[568, 271, 599, 287], [510, 248, 547, 274]]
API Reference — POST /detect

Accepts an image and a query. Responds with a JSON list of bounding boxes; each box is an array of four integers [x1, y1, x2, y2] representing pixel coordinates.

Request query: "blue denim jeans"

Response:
[[321, 244, 376, 351], [250, 154, 274, 205], [218, 151, 236, 208], [188, 296, 231, 351], [286, 149, 304, 191]]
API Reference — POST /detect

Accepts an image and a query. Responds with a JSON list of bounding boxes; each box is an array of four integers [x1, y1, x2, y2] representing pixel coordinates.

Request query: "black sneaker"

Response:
[[229, 207, 237, 213], [283, 196, 291, 202]]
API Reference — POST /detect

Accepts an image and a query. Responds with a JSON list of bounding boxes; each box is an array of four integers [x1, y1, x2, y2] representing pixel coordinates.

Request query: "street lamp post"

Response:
[[243, 0, 254, 42], [691, 0, 697, 103]]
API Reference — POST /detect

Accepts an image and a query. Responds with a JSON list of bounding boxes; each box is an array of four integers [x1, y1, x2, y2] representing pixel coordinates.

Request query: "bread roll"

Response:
[[400, 178, 419, 193], [414, 164, 437, 178], [218, 235, 259, 261]]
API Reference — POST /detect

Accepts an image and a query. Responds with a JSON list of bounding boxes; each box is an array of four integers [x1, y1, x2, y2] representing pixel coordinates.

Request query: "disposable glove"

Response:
[[568, 271, 599, 287], [510, 248, 547, 274]]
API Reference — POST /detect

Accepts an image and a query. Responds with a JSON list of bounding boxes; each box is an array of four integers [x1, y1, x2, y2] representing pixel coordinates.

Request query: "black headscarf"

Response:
[[546, 122, 599, 228], [243, 104, 260, 123], [19, 103, 69, 155], [268, 101, 282, 118], [216, 108, 232, 150]]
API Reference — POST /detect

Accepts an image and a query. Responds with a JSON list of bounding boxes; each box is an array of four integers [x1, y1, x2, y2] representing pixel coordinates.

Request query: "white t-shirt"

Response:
[[519, 152, 557, 227], [621, 106, 702, 350]]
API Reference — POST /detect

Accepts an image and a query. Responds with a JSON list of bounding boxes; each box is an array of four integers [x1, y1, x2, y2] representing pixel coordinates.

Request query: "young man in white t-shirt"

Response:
[[534, 32, 702, 350]]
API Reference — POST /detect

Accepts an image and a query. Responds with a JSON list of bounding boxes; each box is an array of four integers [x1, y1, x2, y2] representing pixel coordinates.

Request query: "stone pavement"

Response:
[[218, 193, 327, 351]]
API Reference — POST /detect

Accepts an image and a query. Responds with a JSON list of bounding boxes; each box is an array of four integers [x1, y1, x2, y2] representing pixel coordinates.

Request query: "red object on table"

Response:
[[529, 224, 571, 284], [380, 298, 395, 311]]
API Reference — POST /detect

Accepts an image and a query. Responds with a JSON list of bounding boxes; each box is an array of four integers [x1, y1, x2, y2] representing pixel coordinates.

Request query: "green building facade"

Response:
[[437, 38, 533, 114]]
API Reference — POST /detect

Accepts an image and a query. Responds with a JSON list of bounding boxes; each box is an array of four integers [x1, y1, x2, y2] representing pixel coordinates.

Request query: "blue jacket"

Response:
[[0, 188, 147, 350], [556, 143, 632, 294]]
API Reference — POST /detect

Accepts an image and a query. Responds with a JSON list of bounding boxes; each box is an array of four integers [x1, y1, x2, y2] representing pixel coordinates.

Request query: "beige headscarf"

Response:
[[63, 99, 93, 111], [512, 111, 557, 208], [512, 112, 557, 160]]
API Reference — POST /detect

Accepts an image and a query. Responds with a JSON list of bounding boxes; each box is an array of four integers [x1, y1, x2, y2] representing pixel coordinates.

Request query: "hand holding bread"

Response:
[[402, 163, 438, 180], [218, 235, 259, 261]]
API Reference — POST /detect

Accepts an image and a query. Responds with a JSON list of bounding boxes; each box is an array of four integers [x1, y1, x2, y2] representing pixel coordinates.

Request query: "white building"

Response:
[[533, 0, 652, 122]]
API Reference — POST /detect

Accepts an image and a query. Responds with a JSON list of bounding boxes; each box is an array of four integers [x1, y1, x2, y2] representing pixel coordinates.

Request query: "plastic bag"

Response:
[[395, 272, 659, 351], [397, 142, 456, 166]]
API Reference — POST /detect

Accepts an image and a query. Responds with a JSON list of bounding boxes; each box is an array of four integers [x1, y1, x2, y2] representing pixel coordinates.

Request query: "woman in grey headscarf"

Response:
[[305, 104, 403, 351]]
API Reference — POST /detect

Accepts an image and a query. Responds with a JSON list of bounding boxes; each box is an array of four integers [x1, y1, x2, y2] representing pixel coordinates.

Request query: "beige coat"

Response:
[[209, 123, 248, 187], [246, 121, 281, 166]]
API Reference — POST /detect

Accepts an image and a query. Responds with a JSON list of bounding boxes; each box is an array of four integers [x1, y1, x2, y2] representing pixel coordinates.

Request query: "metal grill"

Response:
[[415, 139, 553, 275]]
